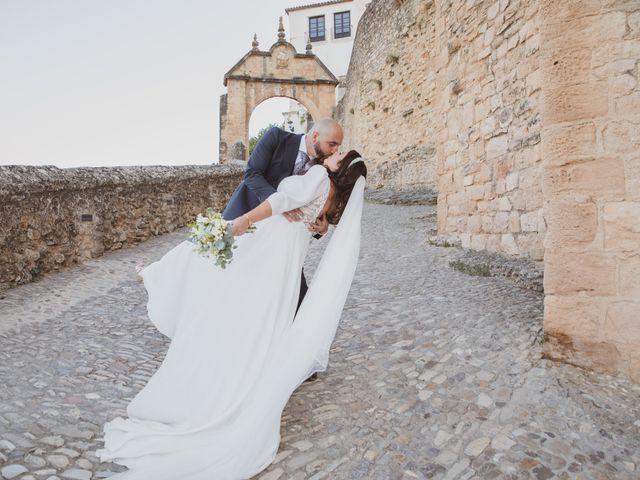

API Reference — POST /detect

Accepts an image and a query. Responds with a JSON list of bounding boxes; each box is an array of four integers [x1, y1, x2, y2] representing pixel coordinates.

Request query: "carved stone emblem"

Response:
[[276, 51, 289, 69]]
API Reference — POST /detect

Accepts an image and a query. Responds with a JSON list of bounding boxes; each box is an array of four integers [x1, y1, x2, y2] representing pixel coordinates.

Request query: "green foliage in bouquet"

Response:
[[187, 208, 255, 269]]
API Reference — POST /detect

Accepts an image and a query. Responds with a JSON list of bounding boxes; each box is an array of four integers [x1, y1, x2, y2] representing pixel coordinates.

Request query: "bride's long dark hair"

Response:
[[325, 150, 367, 225]]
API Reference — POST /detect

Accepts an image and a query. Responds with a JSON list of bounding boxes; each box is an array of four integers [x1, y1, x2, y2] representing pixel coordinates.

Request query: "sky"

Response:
[[0, 0, 313, 168]]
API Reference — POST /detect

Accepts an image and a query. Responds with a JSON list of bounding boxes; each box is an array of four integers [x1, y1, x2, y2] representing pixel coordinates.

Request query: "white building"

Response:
[[282, 0, 370, 132]]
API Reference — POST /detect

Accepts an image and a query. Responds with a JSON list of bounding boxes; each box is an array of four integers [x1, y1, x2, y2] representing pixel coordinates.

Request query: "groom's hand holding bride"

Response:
[[309, 214, 329, 235], [283, 209, 329, 236], [282, 208, 304, 223]]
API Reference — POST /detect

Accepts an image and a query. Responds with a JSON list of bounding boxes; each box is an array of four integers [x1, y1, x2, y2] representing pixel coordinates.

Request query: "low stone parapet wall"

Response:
[[0, 165, 243, 291]]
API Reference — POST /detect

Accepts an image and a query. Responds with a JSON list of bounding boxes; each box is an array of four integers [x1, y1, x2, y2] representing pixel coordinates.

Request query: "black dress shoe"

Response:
[[304, 372, 318, 382]]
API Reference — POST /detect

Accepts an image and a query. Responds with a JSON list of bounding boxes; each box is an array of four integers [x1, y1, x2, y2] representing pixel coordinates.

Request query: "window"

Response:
[[309, 15, 325, 42], [334, 11, 351, 38]]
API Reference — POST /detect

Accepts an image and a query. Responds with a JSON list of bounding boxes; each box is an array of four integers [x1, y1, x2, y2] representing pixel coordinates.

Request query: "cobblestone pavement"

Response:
[[1, 203, 639, 480]]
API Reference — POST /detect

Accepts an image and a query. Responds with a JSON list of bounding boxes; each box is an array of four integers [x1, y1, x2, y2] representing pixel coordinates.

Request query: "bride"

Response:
[[96, 150, 367, 479]]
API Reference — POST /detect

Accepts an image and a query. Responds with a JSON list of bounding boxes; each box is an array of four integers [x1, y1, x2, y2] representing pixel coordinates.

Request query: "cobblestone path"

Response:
[[1, 203, 639, 480]]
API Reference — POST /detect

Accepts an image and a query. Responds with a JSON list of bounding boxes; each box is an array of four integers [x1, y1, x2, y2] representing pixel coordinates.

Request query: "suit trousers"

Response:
[[296, 269, 308, 316]]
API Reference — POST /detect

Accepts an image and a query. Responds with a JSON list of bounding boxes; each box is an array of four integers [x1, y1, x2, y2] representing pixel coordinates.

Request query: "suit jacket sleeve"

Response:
[[244, 127, 280, 202], [267, 165, 329, 215]]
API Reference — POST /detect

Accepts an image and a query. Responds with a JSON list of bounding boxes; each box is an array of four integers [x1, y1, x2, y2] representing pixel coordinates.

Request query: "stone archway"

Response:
[[219, 18, 338, 163]]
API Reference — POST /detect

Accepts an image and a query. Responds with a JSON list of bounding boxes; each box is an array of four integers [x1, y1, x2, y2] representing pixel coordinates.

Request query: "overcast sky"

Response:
[[0, 0, 313, 168]]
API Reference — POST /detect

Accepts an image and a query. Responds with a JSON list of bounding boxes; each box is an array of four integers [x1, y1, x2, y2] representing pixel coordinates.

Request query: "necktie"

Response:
[[293, 151, 312, 175]]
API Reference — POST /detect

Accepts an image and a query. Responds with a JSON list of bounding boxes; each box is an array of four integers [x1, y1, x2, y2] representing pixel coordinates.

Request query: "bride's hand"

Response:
[[232, 216, 250, 236]]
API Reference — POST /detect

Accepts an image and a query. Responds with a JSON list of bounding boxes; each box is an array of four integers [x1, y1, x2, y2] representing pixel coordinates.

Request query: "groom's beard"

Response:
[[313, 142, 330, 163]]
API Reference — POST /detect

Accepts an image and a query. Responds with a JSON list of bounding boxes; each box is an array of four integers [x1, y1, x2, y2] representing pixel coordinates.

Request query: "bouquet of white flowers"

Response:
[[187, 208, 255, 269]]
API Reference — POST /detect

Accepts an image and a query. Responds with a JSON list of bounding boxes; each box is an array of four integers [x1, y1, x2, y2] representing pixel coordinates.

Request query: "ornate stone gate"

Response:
[[219, 19, 339, 163]]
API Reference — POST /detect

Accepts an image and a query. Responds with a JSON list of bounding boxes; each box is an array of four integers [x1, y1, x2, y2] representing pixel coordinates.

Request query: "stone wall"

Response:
[[335, 0, 439, 193], [337, 0, 640, 382], [540, 0, 640, 382], [434, 0, 543, 260], [337, 0, 543, 260], [0, 165, 243, 292]]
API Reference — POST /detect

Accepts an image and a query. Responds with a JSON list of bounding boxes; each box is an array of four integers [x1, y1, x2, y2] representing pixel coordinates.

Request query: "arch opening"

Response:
[[248, 96, 313, 155]]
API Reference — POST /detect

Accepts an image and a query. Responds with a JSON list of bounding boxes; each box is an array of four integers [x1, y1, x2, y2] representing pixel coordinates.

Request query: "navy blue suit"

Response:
[[222, 127, 313, 314], [222, 127, 303, 221]]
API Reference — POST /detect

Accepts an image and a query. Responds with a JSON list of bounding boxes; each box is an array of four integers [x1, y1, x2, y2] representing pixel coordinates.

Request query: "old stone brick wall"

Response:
[[337, 0, 640, 381], [335, 0, 439, 193], [434, 0, 542, 260], [540, 0, 640, 382], [338, 0, 542, 259], [0, 165, 243, 292]]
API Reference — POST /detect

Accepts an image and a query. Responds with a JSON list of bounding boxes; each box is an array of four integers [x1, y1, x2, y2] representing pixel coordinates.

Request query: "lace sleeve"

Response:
[[267, 165, 329, 215]]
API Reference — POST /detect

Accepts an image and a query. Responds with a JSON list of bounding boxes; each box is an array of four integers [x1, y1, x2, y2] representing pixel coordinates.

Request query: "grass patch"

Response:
[[30, 265, 43, 280], [449, 259, 492, 277]]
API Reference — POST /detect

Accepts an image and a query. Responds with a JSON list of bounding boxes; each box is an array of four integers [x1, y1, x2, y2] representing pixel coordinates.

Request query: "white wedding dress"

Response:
[[96, 164, 365, 479]]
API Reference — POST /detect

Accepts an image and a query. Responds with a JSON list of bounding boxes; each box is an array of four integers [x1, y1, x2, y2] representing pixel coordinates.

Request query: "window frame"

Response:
[[308, 15, 326, 42], [333, 10, 351, 39]]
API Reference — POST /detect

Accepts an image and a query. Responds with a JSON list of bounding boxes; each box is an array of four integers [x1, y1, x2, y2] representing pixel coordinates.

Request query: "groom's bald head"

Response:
[[307, 118, 343, 160], [312, 118, 342, 137]]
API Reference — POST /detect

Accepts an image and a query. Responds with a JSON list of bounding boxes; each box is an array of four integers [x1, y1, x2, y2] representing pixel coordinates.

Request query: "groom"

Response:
[[223, 118, 344, 310]]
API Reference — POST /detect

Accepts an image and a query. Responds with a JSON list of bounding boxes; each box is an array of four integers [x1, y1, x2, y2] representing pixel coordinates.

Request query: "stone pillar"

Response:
[[218, 93, 228, 163], [540, 1, 640, 381], [315, 85, 337, 119], [219, 81, 249, 163]]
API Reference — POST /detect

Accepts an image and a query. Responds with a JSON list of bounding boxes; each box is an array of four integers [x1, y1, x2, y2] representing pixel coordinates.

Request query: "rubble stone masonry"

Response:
[[337, 0, 543, 260], [335, 0, 439, 194], [433, 0, 543, 261], [0, 165, 242, 292]]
